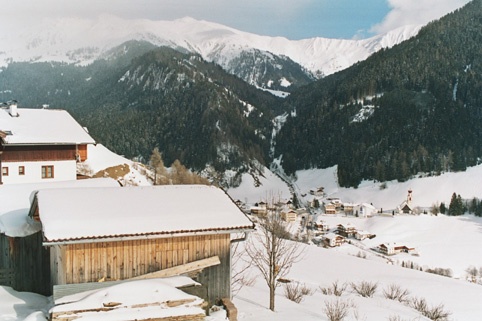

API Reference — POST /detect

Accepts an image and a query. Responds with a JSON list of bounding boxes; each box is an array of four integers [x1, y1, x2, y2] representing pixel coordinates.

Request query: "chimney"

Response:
[[9, 102, 18, 117]]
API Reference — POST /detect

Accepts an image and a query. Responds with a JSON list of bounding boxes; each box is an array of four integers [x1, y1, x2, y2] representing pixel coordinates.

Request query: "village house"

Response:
[[378, 243, 416, 256], [250, 201, 268, 216], [355, 230, 374, 240], [324, 202, 337, 214], [310, 186, 325, 197], [337, 223, 357, 238], [281, 209, 297, 222], [28, 185, 254, 306], [322, 233, 345, 247], [285, 199, 294, 209], [313, 219, 329, 232], [343, 203, 355, 215], [0, 103, 95, 185], [357, 203, 377, 217]]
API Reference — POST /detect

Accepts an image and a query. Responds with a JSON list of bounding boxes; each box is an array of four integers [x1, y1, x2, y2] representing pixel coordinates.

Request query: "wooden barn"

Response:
[[0, 103, 95, 185], [0, 178, 120, 295], [30, 185, 254, 305]]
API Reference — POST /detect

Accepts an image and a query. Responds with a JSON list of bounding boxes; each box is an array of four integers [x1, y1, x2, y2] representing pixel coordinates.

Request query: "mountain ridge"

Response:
[[0, 15, 421, 83]]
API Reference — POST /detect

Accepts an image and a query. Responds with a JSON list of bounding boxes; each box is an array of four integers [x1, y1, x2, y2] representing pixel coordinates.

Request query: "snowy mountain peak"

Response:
[[0, 15, 422, 77]]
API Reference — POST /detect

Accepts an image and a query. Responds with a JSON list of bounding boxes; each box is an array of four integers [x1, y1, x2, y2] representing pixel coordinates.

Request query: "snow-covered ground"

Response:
[[234, 231, 482, 320], [230, 164, 482, 210], [2, 144, 482, 320]]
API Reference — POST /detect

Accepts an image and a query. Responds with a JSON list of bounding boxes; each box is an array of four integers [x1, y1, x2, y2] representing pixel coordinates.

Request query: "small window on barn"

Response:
[[41, 165, 54, 179], [2, 167, 8, 176], [18, 166, 25, 175]]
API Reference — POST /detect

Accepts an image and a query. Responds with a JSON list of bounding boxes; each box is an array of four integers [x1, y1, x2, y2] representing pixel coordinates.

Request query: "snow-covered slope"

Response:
[[228, 163, 482, 211], [0, 15, 421, 77]]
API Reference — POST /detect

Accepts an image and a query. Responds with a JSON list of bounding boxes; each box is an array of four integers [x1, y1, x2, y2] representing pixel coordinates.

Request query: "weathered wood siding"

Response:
[[0, 232, 51, 295], [77, 144, 88, 161], [2, 145, 77, 162], [50, 234, 231, 304]]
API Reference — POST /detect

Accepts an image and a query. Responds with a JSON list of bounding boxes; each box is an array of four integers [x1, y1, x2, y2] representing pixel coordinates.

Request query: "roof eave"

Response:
[[42, 226, 255, 246], [4, 141, 95, 146]]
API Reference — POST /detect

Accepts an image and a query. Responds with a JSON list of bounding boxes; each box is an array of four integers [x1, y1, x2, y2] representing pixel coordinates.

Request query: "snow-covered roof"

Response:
[[323, 232, 342, 240], [361, 202, 377, 210], [0, 107, 95, 145], [0, 178, 120, 237], [337, 223, 356, 228], [35, 185, 255, 243]]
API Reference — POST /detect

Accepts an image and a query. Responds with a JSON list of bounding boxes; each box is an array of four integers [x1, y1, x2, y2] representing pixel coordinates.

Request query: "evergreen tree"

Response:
[[439, 202, 446, 214], [448, 192, 464, 216], [469, 198, 478, 214], [475, 200, 482, 217]]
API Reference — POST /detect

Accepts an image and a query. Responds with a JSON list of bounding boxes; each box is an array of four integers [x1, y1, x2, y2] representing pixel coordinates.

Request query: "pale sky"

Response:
[[1, 0, 471, 39]]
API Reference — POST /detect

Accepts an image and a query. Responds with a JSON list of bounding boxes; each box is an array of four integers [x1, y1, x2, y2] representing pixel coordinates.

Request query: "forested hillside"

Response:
[[275, 0, 482, 187], [0, 45, 283, 177]]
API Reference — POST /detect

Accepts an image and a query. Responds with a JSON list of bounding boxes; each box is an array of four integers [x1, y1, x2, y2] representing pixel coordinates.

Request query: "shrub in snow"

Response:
[[465, 265, 479, 282], [383, 284, 410, 303], [323, 299, 352, 321], [350, 281, 378, 298], [425, 267, 453, 278], [284, 282, 314, 303], [409, 297, 451, 321], [355, 251, 367, 259], [319, 280, 347, 297]]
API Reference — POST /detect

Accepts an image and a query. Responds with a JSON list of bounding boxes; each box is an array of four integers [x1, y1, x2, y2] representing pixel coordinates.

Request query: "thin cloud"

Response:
[[371, 0, 470, 34]]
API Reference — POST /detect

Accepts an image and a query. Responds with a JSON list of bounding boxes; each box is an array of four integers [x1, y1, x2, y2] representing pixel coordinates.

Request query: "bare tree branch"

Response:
[[245, 199, 304, 311]]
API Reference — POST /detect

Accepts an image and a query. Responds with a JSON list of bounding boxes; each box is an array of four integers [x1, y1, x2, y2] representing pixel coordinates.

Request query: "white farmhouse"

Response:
[[0, 104, 95, 184]]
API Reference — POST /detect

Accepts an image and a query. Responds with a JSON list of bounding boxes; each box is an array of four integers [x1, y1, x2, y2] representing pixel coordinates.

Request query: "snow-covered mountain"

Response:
[[0, 15, 421, 80]]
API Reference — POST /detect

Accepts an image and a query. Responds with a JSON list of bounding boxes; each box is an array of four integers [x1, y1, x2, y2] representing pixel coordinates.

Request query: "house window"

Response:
[[1, 167, 8, 176], [41, 165, 54, 179], [19, 166, 25, 175]]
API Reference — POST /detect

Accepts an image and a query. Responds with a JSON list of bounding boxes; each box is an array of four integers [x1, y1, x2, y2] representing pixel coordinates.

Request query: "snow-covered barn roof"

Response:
[[0, 178, 120, 237], [34, 185, 255, 244], [0, 107, 95, 145]]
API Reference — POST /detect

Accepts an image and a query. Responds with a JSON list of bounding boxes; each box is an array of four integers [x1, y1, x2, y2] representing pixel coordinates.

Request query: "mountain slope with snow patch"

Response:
[[0, 15, 421, 79]]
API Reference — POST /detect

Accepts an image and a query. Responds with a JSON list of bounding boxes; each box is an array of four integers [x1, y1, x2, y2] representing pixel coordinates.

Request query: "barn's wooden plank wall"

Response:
[[50, 234, 231, 304], [0, 232, 51, 295]]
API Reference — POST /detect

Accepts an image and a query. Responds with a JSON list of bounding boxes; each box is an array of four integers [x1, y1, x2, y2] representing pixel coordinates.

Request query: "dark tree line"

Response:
[[275, 0, 482, 187], [447, 192, 482, 217]]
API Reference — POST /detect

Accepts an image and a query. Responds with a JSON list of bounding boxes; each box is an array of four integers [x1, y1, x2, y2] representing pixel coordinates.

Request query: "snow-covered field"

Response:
[[234, 232, 482, 320], [2, 144, 481, 320]]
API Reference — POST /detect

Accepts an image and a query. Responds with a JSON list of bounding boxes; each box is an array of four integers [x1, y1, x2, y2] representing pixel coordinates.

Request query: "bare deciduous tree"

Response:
[[245, 205, 304, 311], [149, 147, 167, 185]]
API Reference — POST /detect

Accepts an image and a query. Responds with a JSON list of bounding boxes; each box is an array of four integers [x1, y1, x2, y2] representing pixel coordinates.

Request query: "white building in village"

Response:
[[0, 103, 95, 184]]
